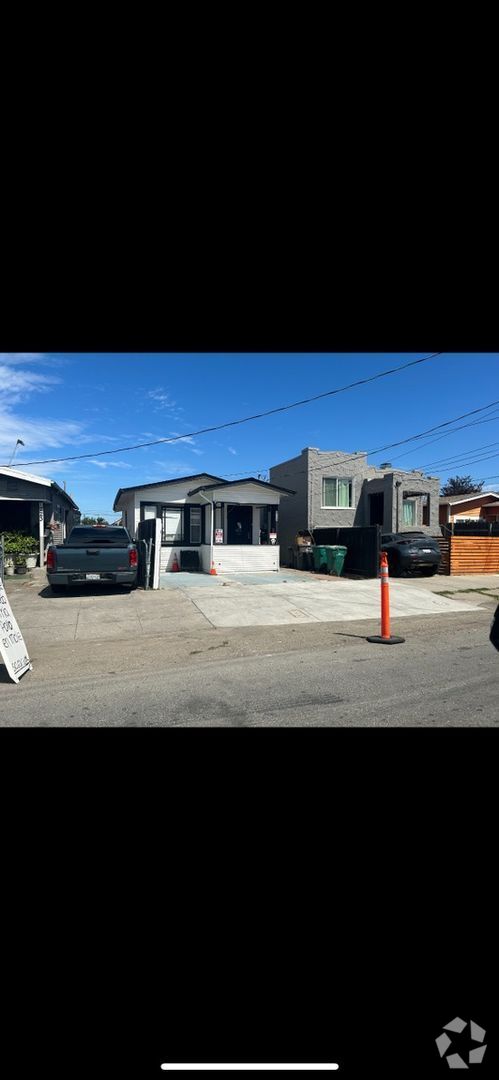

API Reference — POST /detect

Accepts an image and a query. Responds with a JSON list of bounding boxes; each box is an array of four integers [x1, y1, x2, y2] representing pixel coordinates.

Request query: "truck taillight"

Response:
[[47, 548, 55, 571], [129, 548, 138, 568]]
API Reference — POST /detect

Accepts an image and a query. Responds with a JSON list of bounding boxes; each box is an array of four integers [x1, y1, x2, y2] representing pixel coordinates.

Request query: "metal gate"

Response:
[[136, 520, 156, 589], [312, 526, 381, 577]]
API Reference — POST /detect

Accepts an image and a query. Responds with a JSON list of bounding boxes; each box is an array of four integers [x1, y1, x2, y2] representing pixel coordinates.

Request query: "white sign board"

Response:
[[0, 581, 32, 683], [215, 529, 224, 544]]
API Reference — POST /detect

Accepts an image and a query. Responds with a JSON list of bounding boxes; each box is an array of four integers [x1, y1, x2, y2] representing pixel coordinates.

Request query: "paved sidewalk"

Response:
[[2, 565, 487, 654]]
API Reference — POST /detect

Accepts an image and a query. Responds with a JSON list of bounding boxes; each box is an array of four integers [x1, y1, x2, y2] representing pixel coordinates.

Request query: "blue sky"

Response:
[[1, 353, 499, 518]]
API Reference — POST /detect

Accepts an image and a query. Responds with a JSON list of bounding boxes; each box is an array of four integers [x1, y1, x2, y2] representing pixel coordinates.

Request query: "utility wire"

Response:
[[1, 352, 442, 468], [263, 396, 499, 484]]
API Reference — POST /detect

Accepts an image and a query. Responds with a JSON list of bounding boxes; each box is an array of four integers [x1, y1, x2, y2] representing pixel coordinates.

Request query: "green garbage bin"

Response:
[[312, 546, 329, 572], [325, 545, 348, 576]]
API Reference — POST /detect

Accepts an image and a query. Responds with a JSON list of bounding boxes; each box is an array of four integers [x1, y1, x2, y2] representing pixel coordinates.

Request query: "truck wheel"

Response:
[[422, 566, 438, 576], [51, 584, 65, 594]]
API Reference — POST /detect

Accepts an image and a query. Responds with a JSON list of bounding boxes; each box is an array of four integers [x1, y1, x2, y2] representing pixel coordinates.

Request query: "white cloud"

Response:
[[0, 408, 87, 465], [228, 447, 237, 455], [0, 364, 61, 407], [89, 459, 133, 470], [0, 353, 47, 364], [190, 448, 204, 456], [147, 388, 177, 411], [152, 460, 192, 474]]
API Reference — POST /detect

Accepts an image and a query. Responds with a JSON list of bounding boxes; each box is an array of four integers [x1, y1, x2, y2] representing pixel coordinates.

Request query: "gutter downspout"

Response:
[[198, 491, 214, 573]]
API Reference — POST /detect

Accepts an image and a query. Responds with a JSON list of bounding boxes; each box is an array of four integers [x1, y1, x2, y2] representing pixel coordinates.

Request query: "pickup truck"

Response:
[[46, 526, 138, 592]]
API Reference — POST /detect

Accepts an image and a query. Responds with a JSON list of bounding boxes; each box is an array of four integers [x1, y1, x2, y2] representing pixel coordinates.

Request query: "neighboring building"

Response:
[[269, 448, 440, 560], [439, 492, 499, 526], [0, 466, 80, 565], [113, 472, 295, 574]]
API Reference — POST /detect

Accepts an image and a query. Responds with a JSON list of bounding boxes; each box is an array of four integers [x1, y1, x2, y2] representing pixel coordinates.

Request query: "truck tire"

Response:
[[422, 565, 438, 576], [51, 584, 65, 594]]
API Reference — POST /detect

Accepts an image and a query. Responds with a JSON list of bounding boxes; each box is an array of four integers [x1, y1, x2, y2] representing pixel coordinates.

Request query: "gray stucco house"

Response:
[[269, 447, 441, 560]]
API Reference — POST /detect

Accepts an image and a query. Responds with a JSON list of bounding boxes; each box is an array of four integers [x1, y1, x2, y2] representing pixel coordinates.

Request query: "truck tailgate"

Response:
[[54, 547, 131, 573]]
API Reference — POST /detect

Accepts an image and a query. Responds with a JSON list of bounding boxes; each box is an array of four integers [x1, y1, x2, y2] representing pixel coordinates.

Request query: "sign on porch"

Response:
[[215, 529, 224, 544], [0, 581, 32, 683]]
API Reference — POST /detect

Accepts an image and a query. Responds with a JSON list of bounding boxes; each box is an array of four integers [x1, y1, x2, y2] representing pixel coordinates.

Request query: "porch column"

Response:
[[252, 506, 260, 545], [38, 501, 44, 566]]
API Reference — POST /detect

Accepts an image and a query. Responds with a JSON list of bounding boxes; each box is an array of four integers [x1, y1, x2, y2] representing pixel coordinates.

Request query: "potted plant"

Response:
[[15, 555, 27, 574], [3, 532, 38, 573], [23, 535, 39, 569], [3, 533, 21, 574]]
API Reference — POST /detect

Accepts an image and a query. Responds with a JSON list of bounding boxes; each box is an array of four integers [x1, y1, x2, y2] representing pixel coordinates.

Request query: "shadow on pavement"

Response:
[[37, 585, 138, 600]]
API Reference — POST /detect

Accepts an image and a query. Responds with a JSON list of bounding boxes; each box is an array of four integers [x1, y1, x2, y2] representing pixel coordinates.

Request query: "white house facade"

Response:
[[113, 473, 295, 575]]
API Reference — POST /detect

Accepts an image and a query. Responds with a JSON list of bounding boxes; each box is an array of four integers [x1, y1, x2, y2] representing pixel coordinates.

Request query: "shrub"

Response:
[[2, 531, 39, 555]]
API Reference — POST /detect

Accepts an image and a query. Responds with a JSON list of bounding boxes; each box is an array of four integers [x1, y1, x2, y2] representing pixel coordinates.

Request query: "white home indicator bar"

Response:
[[161, 1067, 339, 1073]]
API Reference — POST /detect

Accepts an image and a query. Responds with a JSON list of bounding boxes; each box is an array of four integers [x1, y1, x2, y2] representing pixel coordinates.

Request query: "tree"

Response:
[[81, 516, 97, 525], [441, 475, 484, 496]]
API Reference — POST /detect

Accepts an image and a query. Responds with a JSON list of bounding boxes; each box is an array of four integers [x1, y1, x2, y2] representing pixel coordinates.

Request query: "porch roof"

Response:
[[187, 477, 296, 497]]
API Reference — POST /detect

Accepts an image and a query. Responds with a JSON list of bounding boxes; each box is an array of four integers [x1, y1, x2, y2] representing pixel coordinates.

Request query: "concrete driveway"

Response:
[[159, 568, 485, 628]]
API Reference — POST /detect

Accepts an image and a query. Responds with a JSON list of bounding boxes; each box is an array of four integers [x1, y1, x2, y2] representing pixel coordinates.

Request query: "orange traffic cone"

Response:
[[209, 560, 217, 576], [367, 551, 405, 645], [171, 552, 180, 572]]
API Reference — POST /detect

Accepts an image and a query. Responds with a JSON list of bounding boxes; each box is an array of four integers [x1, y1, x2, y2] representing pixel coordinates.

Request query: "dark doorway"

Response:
[[369, 492, 384, 527], [0, 500, 32, 534], [227, 504, 253, 544]]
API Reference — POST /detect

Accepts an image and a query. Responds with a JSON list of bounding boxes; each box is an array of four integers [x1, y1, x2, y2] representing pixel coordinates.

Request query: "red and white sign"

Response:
[[215, 529, 224, 544], [269, 532, 277, 544]]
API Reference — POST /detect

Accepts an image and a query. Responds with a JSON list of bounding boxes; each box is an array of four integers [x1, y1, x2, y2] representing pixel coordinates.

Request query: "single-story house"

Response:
[[439, 492, 499, 526], [113, 472, 295, 574], [0, 466, 80, 565], [269, 447, 441, 558]]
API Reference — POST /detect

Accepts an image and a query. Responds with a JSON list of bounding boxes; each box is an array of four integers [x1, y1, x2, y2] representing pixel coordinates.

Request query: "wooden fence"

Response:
[[449, 536, 499, 575]]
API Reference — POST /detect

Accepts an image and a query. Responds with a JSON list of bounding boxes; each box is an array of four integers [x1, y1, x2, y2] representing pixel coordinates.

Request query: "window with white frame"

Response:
[[322, 477, 353, 508], [162, 508, 183, 543], [190, 506, 202, 544]]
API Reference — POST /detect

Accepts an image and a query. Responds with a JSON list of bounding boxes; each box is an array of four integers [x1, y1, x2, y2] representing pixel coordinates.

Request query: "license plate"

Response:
[[85, 573, 100, 580], [421, 549, 432, 553]]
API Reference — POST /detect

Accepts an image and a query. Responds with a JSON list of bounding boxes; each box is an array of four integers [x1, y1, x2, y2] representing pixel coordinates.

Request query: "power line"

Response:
[[384, 409, 499, 464], [1, 352, 442, 468], [264, 395, 499, 483]]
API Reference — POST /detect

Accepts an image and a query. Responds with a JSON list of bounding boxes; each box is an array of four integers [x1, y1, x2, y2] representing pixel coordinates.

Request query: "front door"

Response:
[[227, 505, 253, 544], [369, 492, 384, 527]]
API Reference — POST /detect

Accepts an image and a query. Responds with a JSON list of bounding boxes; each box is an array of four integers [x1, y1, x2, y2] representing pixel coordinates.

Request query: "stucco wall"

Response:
[[270, 448, 441, 546], [269, 452, 309, 563]]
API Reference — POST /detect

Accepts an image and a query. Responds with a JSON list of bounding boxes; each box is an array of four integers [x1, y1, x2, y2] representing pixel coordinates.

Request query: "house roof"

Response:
[[51, 480, 79, 511], [439, 492, 499, 505], [0, 465, 79, 510], [187, 477, 296, 497], [0, 465, 52, 487], [113, 473, 226, 511]]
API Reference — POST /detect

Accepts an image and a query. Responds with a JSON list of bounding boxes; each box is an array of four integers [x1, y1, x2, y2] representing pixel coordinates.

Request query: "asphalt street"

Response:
[[3, 607, 498, 726]]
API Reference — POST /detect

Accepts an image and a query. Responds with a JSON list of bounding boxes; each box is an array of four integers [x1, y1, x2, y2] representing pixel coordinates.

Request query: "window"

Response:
[[162, 508, 183, 543], [159, 504, 203, 545], [190, 507, 202, 544], [322, 477, 353, 508], [403, 499, 417, 526]]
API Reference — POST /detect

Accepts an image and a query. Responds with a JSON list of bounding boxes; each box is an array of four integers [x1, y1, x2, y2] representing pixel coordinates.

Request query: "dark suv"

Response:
[[381, 531, 441, 577]]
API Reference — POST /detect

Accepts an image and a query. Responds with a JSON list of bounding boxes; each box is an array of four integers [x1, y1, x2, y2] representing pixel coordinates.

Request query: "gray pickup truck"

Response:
[[46, 526, 138, 592]]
